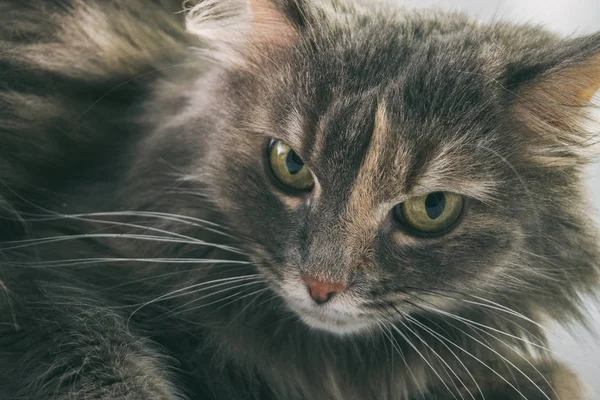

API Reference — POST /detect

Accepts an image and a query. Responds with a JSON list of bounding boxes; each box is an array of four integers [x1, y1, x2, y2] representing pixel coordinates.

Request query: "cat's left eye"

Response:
[[268, 140, 315, 191], [393, 192, 464, 235]]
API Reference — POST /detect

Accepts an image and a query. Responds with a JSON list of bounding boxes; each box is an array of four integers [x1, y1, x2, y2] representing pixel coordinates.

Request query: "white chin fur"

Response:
[[298, 313, 374, 335], [275, 277, 372, 335]]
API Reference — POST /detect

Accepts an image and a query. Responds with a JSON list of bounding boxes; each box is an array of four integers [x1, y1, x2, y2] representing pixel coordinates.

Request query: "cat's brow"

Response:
[[344, 100, 399, 231], [407, 142, 499, 203], [410, 175, 498, 203], [354, 101, 498, 205], [362, 99, 394, 178]]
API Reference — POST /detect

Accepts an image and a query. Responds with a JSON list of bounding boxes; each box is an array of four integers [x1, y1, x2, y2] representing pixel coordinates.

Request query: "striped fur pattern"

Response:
[[0, 0, 599, 399]]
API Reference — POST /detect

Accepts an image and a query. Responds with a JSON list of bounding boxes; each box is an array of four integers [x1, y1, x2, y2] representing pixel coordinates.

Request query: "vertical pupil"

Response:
[[286, 150, 304, 175], [425, 192, 446, 220]]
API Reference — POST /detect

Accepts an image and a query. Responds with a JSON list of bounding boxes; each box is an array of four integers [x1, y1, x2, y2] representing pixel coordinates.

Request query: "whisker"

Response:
[[375, 320, 393, 367], [221, 287, 272, 325], [449, 321, 551, 400], [148, 276, 261, 304], [165, 189, 212, 197], [399, 288, 558, 398], [390, 307, 471, 400], [236, 289, 283, 319], [390, 309, 532, 400], [406, 295, 550, 352], [71, 211, 237, 240], [382, 310, 459, 400], [81, 211, 228, 230], [7, 257, 252, 268], [170, 287, 272, 329], [97, 264, 253, 291], [0, 233, 220, 250], [400, 313, 484, 400], [375, 320, 427, 400], [162, 279, 266, 316], [406, 287, 554, 336], [402, 300, 551, 400], [414, 305, 557, 399], [63, 214, 245, 254], [18, 210, 237, 240], [126, 275, 259, 327]]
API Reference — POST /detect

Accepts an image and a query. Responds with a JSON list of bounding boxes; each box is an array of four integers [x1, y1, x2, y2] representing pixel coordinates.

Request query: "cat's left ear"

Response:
[[509, 33, 600, 164], [184, 0, 304, 61]]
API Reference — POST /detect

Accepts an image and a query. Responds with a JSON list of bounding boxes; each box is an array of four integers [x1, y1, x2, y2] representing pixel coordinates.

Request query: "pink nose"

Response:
[[301, 274, 347, 305]]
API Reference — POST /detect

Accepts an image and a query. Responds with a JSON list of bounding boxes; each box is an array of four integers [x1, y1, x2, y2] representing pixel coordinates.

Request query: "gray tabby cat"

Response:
[[0, 0, 599, 399]]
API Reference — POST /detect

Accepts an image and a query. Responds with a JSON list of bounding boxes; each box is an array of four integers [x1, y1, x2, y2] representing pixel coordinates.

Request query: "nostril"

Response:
[[312, 292, 332, 305], [301, 274, 347, 305]]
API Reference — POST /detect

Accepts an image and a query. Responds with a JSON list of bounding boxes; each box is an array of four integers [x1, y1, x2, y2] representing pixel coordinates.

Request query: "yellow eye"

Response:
[[394, 192, 464, 235], [268, 140, 315, 191]]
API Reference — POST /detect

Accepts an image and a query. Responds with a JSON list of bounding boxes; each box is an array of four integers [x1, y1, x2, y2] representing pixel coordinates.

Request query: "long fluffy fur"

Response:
[[0, 1, 599, 399]]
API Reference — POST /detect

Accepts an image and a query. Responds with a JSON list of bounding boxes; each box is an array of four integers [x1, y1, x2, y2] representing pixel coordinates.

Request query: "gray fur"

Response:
[[0, 0, 599, 399]]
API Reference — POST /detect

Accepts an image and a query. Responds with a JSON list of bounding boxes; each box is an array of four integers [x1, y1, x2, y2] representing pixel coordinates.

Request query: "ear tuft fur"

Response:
[[184, 0, 252, 47], [184, 0, 298, 64], [511, 35, 600, 166]]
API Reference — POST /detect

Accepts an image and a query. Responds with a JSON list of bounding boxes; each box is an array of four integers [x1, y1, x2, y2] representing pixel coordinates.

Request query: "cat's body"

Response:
[[0, 0, 599, 399]]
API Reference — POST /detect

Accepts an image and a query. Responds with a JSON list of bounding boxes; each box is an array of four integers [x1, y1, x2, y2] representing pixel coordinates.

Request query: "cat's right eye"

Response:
[[268, 140, 315, 191], [393, 192, 464, 236]]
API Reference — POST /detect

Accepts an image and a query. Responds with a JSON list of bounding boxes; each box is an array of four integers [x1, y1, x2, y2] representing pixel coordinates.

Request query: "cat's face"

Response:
[[198, 45, 526, 334], [136, 0, 600, 335]]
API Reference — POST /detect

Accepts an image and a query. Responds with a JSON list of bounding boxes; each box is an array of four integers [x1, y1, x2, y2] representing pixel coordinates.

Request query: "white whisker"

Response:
[[164, 279, 266, 316], [402, 313, 484, 400], [223, 287, 271, 327], [417, 306, 557, 400], [0, 233, 220, 250], [376, 319, 428, 400], [397, 317, 469, 400], [394, 311, 532, 400], [99, 265, 253, 291], [126, 275, 259, 327], [385, 315, 459, 400], [411, 288, 554, 336], [9, 257, 252, 268], [410, 304, 551, 400], [412, 297, 550, 352]]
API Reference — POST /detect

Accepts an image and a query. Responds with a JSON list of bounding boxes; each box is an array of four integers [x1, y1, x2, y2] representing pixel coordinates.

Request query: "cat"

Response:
[[0, 0, 599, 399]]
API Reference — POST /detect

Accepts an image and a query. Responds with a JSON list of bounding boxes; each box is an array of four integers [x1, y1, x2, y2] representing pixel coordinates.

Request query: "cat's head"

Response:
[[132, 0, 600, 335]]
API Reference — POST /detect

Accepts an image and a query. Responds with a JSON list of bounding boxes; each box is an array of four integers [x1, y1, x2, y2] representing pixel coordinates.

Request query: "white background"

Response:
[[393, 0, 600, 396]]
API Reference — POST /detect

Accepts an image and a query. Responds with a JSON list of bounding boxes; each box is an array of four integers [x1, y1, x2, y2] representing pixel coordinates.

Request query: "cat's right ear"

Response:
[[184, 0, 304, 63], [508, 33, 600, 165]]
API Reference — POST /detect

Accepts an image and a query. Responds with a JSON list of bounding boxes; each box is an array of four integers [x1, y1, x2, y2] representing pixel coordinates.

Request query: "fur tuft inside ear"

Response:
[[248, 0, 298, 47], [184, 0, 298, 62], [184, 0, 252, 47], [511, 34, 600, 166]]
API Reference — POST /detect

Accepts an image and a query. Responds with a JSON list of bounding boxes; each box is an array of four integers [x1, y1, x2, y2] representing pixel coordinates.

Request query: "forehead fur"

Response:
[[234, 2, 598, 208], [250, 21, 512, 199]]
